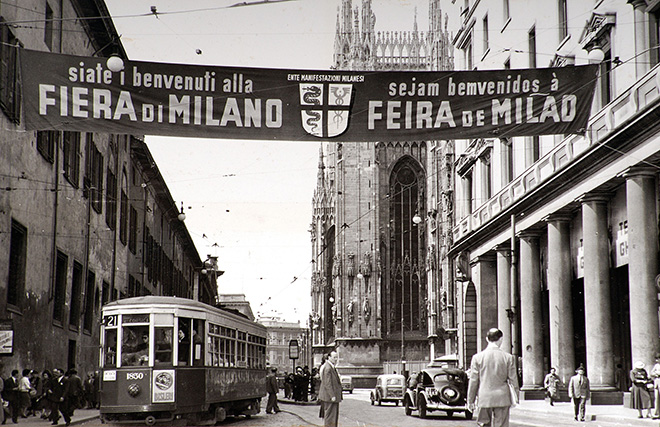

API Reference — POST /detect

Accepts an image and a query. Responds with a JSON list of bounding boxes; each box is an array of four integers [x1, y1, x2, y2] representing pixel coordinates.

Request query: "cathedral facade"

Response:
[[309, 0, 456, 385]]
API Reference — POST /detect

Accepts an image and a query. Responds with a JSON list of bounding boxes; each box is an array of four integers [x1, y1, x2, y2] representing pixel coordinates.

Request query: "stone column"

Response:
[[545, 214, 576, 385], [472, 254, 498, 351], [581, 194, 615, 389], [496, 245, 512, 355], [519, 231, 544, 390], [625, 168, 660, 366]]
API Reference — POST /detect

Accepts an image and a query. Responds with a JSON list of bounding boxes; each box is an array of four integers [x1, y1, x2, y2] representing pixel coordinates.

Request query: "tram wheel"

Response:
[[145, 415, 156, 426], [214, 407, 227, 423]]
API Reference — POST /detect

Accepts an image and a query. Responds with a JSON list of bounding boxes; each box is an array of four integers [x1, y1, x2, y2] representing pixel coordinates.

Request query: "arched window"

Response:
[[386, 158, 426, 335]]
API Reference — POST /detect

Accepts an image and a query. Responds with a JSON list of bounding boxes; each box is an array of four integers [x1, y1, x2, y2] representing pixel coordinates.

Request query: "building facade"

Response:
[[310, 0, 457, 386], [260, 316, 311, 375], [446, 0, 660, 403], [0, 0, 215, 376]]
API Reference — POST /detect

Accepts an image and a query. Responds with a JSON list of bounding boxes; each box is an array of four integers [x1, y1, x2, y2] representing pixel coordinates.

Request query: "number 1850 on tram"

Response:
[[99, 296, 267, 425]]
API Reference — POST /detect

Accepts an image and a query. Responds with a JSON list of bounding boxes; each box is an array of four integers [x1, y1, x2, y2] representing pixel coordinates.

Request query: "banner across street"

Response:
[[20, 49, 599, 142]]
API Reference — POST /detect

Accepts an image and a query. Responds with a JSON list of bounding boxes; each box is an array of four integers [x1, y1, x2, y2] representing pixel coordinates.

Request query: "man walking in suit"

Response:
[[467, 328, 519, 427], [265, 367, 281, 414], [568, 364, 590, 421], [46, 369, 65, 426], [4, 370, 19, 424], [318, 350, 342, 427]]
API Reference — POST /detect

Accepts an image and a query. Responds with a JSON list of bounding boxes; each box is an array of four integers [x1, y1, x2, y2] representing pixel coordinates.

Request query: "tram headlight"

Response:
[[127, 383, 141, 398]]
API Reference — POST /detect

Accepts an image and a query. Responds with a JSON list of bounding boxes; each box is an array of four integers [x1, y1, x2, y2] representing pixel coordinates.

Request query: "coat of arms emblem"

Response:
[[299, 83, 353, 138]]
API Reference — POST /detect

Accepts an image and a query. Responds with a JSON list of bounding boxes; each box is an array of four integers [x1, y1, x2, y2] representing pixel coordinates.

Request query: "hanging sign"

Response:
[[20, 49, 599, 142]]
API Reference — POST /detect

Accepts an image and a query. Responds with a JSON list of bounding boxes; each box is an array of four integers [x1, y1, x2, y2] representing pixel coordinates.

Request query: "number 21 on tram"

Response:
[[99, 296, 267, 425]]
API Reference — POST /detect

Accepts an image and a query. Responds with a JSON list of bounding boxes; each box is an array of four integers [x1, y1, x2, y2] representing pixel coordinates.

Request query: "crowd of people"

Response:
[[0, 367, 99, 426], [541, 354, 660, 421], [282, 365, 321, 402]]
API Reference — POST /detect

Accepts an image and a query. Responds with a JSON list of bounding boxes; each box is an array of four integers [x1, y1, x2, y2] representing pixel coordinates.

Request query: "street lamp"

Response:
[[177, 201, 186, 221], [106, 55, 124, 72], [412, 212, 422, 224]]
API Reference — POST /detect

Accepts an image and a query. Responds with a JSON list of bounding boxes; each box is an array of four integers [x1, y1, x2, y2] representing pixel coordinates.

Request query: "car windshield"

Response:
[[386, 377, 402, 385]]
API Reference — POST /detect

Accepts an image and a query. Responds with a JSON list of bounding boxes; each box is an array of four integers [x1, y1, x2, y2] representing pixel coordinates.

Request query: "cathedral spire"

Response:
[[317, 145, 325, 187]]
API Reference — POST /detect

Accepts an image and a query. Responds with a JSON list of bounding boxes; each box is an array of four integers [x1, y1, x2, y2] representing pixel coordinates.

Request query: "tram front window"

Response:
[[155, 327, 173, 365], [122, 326, 149, 366]]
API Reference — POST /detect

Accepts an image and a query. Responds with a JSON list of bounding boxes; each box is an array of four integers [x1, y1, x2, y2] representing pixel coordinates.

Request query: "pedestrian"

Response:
[[318, 350, 342, 427], [4, 369, 20, 424], [265, 367, 281, 414], [39, 371, 53, 420], [568, 364, 590, 422], [629, 361, 653, 418], [60, 369, 82, 426], [17, 369, 33, 418], [28, 371, 40, 417], [310, 367, 320, 401], [46, 368, 65, 426], [650, 354, 660, 419], [543, 367, 560, 406], [467, 328, 519, 427], [283, 372, 293, 400], [614, 363, 627, 392], [0, 366, 6, 425], [64, 369, 82, 411]]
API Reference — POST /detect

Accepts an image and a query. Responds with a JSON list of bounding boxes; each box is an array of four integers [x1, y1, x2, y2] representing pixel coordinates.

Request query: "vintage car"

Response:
[[340, 375, 354, 393], [370, 374, 405, 406], [403, 367, 473, 420]]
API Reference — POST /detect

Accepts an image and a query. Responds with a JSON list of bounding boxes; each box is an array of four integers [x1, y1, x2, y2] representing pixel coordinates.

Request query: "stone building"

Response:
[[260, 315, 311, 375], [0, 0, 215, 376], [445, 0, 660, 403], [310, 0, 456, 386]]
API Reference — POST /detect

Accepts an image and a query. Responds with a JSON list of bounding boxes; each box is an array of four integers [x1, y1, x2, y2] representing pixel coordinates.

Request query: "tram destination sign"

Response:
[[20, 49, 599, 142]]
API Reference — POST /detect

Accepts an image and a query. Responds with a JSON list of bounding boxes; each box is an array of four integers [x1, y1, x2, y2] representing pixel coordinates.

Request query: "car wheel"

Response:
[[418, 398, 427, 419], [465, 410, 473, 420], [404, 397, 412, 416]]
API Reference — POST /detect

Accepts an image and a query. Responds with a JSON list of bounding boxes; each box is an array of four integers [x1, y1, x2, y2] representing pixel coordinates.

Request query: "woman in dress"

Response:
[[629, 361, 653, 418]]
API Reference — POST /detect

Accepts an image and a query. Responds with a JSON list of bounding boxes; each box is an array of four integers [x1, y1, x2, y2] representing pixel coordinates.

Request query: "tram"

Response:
[[99, 296, 267, 425]]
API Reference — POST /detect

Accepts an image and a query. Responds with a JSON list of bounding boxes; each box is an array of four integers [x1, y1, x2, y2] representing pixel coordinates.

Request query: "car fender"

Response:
[[404, 390, 417, 409], [416, 392, 429, 408]]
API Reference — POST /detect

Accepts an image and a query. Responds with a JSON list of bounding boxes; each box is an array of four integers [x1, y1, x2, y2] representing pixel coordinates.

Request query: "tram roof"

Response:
[[103, 296, 264, 329]]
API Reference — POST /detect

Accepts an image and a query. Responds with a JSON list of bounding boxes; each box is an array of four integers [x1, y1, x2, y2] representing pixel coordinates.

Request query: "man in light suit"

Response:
[[567, 364, 590, 421], [318, 350, 342, 427], [467, 328, 519, 427]]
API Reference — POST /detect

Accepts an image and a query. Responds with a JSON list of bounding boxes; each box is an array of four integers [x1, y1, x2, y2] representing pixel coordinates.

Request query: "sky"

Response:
[[103, 0, 429, 325]]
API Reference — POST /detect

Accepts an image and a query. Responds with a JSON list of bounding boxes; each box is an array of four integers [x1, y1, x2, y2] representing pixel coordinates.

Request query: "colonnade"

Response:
[[470, 168, 659, 400]]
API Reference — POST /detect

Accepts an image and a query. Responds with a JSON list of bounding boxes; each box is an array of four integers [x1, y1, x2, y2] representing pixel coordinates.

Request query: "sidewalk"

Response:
[[513, 399, 659, 426], [2, 409, 99, 427]]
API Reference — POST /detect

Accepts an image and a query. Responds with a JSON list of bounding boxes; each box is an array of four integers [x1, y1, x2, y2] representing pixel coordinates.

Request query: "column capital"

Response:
[[577, 192, 611, 204], [543, 213, 574, 223], [494, 243, 511, 253], [470, 253, 496, 265], [623, 165, 658, 180], [627, 0, 647, 9], [517, 229, 542, 241]]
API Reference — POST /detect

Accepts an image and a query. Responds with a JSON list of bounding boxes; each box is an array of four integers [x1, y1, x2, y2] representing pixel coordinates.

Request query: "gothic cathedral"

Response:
[[310, 0, 456, 384]]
